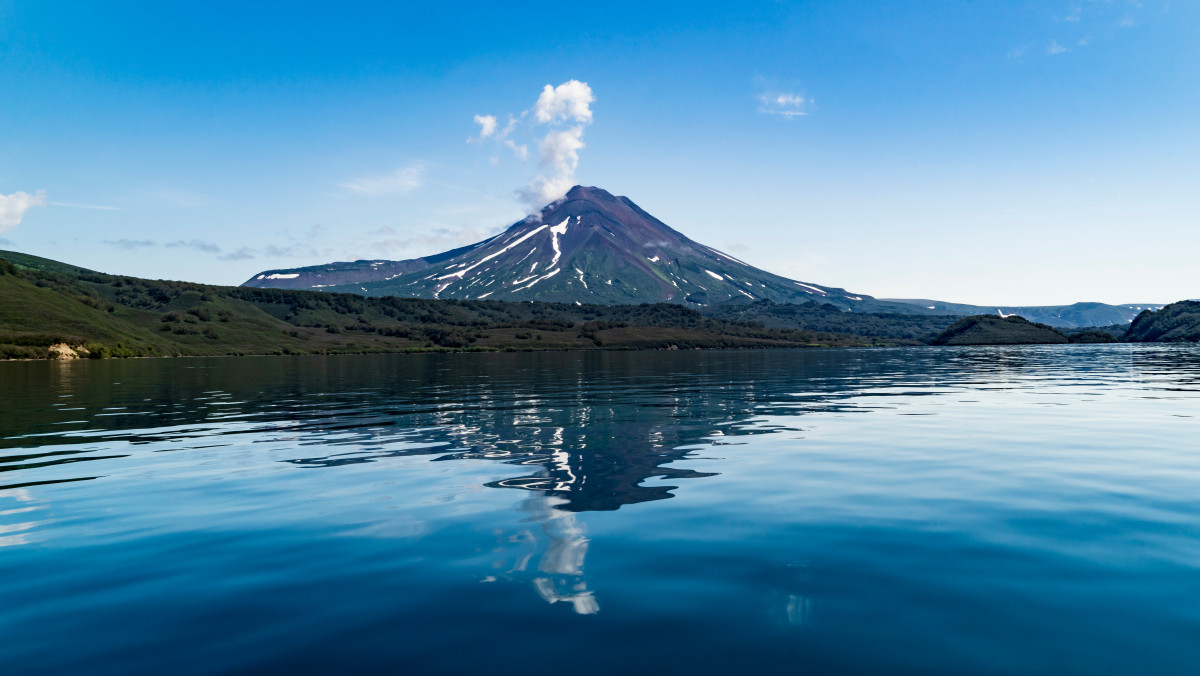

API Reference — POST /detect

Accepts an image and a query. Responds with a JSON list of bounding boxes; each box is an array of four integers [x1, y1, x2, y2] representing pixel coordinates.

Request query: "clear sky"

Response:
[[1, 1, 1196, 305]]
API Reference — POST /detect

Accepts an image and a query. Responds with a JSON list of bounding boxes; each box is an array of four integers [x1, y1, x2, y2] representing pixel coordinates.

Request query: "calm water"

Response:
[[2, 346, 1200, 674]]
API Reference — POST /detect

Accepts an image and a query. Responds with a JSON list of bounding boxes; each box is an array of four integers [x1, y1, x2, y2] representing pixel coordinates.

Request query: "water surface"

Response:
[[2, 346, 1200, 674]]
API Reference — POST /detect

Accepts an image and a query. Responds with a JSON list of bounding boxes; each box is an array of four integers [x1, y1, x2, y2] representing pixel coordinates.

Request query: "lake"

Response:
[[2, 345, 1200, 674]]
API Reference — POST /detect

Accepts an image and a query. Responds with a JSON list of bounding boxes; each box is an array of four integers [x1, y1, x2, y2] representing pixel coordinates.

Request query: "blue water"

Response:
[[2, 345, 1199, 674]]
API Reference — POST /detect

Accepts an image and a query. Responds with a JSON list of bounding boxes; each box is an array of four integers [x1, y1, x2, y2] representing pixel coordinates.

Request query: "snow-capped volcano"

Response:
[[245, 185, 869, 308], [241, 186, 1159, 325]]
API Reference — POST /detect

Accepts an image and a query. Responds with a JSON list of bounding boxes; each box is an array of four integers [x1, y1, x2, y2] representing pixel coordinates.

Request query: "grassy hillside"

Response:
[[704, 300, 959, 341], [2, 251, 891, 360]]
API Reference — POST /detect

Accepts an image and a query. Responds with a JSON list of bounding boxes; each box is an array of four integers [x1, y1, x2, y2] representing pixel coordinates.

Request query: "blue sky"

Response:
[[1, 0, 1196, 305]]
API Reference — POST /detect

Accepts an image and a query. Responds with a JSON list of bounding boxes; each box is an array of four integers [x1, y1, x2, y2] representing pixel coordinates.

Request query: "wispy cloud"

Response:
[[49, 201, 122, 211], [1020, 0, 1151, 60], [0, 191, 47, 233], [1061, 0, 1148, 26], [103, 238, 157, 250], [217, 243, 319, 261], [505, 139, 529, 160], [362, 223, 497, 259], [140, 189, 210, 208], [260, 243, 319, 258], [218, 247, 257, 261], [758, 92, 809, 118], [166, 239, 221, 254], [339, 164, 425, 196], [1008, 44, 1032, 60], [103, 238, 223, 254], [95, 231, 321, 262]]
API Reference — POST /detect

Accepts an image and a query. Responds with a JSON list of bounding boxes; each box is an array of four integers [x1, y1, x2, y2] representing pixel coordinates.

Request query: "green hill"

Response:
[[703, 299, 958, 341], [1124, 301, 1200, 342], [2, 250, 886, 360], [931, 315, 1069, 345]]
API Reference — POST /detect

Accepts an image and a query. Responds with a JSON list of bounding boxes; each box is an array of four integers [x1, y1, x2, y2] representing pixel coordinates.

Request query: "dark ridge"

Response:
[[932, 315, 1068, 346]]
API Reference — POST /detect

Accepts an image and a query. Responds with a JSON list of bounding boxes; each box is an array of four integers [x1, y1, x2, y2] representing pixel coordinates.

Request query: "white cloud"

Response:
[[473, 114, 497, 140], [1047, 40, 1069, 54], [524, 82, 594, 205], [0, 191, 47, 232], [339, 165, 425, 196], [538, 126, 585, 183], [522, 175, 577, 207], [533, 80, 595, 125], [471, 80, 596, 208], [758, 92, 809, 118]]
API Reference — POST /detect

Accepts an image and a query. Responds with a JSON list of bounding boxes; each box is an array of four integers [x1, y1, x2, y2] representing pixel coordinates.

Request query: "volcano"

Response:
[[244, 185, 875, 309], [242, 186, 1157, 325]]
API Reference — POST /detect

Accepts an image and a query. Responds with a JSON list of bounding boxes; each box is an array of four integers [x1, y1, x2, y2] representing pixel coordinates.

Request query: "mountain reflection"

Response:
[[283, 379, 748, 512], [6, 347, 1200, 618], [8, 347, 1200, 509], [522, 496, 599, 614]]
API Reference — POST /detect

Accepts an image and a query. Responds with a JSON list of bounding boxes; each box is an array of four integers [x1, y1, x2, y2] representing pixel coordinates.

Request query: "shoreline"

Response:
[[0, 340, 1157, 364]]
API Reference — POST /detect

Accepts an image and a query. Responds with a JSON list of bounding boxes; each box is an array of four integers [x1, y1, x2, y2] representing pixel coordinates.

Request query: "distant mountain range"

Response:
[[244, 186, 1160, 328], [879, 298, 1158, 329]]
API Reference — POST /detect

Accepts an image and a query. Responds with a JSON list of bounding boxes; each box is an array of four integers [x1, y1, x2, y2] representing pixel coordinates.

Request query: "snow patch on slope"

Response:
[[794, 282, 827, 295], [548, 218, 569, 269], [516, 267, 561, 291], [439, 224, 548, 281], [706, 247, 749, 266]]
